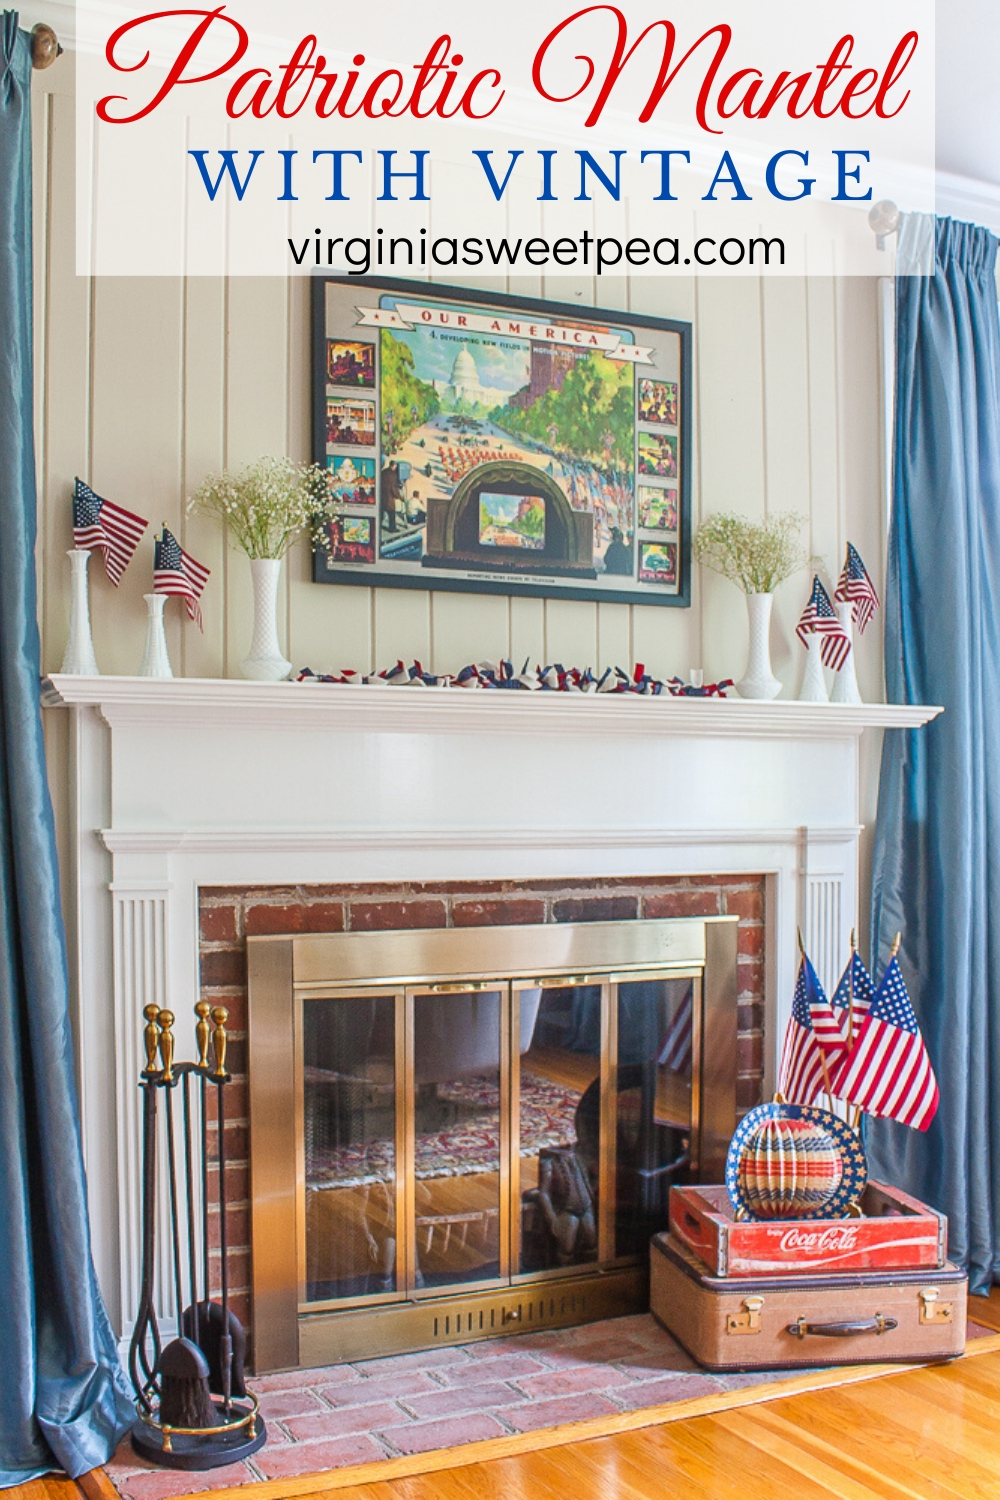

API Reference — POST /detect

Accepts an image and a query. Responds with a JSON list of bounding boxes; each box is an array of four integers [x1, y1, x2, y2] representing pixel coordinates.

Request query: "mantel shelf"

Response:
[[41, 674, 942, 740]]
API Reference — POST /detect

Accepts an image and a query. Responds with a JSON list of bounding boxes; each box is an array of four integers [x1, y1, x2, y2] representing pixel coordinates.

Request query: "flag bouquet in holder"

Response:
[[62, 478, 149, 674], [830, 542, 881, 703], [795, 575, 851, 703], [779, 934, 939, 1133], [725, 933, 939, 1228], [137, 527, 211, 679]]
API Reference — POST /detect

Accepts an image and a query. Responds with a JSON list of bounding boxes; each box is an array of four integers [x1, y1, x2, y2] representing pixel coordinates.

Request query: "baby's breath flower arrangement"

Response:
[[692, 512, 806, 594], [190, 456, 326, 559], [693, 512, 807, 700]]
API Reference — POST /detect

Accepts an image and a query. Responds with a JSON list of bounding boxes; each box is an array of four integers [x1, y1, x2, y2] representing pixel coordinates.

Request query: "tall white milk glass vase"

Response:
[[736, 592, 781, 700], [830, 600, 862, 703], [139, 593, 173, 678], [60, 548, 100, 675], [242, 556, 291, 681]]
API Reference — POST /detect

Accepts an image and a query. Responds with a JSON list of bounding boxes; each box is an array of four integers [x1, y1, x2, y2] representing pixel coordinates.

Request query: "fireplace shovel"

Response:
[[181, 1301, 247, 1400], [181, 1016, 246, 1401]]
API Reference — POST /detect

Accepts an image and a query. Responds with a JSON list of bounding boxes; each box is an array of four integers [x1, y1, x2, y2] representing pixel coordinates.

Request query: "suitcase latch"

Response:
[[919, 1287, 954, 1325], [727, 1296, 764, 1335]]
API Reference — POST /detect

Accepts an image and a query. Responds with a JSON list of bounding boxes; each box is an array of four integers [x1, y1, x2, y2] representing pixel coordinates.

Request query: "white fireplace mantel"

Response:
[[42, 674, 941, 1334]]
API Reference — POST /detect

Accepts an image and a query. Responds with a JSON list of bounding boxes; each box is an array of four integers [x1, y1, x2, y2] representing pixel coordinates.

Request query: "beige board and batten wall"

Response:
[[30, 56, 888, 917]]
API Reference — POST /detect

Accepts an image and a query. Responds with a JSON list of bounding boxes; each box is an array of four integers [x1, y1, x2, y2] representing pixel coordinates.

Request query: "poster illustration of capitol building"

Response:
[[317, 282, 687, 605]]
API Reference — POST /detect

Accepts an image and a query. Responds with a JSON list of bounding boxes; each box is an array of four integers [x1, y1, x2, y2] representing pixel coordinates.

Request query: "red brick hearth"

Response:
[[197, 876, 766, 1352]]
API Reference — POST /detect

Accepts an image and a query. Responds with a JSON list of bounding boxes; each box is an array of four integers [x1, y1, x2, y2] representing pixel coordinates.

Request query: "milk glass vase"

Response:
[[692, 513, 806, 704], [830, 600, 862, 704], [736, 592, 782, 701], [242, 558, 291, 681], [60, 548, 100, 675], [189, 456, 327, 684]]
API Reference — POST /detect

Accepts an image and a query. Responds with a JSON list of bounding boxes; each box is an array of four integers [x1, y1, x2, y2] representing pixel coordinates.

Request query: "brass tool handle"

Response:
[[195, 1001, 212, 1069], [211, 1006, 229, 1078], [157, 1009, 175, 1082], [142, 1004, 161, 1072], [788, 1315, 897, 1339]]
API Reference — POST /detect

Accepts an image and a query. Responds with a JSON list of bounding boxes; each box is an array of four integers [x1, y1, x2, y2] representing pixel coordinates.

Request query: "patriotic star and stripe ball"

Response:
[[835, 542, 880, 634], [153, 527, 210, 630], [777, 954, 849, 1106], [795, 575, 852, 671], [726, 1101, 868, 1222], [72, 477, 147, 586], [833, 953, 940, 1131]]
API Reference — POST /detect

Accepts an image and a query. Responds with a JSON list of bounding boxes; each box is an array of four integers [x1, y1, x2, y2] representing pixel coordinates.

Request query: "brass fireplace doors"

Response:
[[247, 918, 737, 1370]]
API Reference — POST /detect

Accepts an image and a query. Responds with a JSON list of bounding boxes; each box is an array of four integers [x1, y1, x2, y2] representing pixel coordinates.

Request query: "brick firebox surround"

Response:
[[197, 875, 766, 1354]]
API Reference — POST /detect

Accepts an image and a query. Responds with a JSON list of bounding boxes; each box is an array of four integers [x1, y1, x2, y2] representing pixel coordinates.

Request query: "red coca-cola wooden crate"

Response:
[[669, 1181, 946, 1277]]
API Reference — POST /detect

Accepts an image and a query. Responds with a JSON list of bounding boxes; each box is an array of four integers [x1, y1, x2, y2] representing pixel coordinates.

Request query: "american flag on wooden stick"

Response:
[[830, 949, 876, 1047], [833, 953, 939, 1131], [778, 954, 849, 1105], [72, 478, 147, 586], [834, 543, 880, 634], [796, 576, 851, 671], [153, 527, 210, 630], [657, 985, 693, 1073]]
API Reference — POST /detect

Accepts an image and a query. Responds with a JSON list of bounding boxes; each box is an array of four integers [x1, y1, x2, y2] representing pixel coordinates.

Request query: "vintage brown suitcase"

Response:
[[650, 1232, 967, 1372]]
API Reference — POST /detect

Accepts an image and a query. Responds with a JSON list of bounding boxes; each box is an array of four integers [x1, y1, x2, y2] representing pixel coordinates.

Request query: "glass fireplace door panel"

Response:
[[517, 984, 602, 1275], [410, 988, 503, 1290], [614, 977, 696, 1258], [302, 993, 400, 1304]]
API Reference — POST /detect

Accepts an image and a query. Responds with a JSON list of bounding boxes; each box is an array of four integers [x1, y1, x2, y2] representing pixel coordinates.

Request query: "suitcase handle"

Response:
[[788, 1314, 898, 1339]]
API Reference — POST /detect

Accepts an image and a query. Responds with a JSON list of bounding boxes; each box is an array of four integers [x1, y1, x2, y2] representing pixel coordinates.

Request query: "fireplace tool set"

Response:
[[128, 1002, 266, 1469]]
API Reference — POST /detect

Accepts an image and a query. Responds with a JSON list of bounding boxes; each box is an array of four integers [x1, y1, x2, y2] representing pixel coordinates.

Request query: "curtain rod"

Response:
[[869, 200, 901, 251], [31, 22, 61, 68]]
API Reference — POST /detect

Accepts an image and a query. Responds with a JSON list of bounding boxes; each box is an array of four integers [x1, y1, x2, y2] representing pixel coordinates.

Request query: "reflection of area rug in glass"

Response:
[[308, 1069, 581, 1189]]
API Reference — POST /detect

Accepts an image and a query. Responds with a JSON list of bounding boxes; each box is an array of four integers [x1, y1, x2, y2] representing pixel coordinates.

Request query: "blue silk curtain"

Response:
[[869, 216, 1000, 1295], [0, 14, 133, 1483]]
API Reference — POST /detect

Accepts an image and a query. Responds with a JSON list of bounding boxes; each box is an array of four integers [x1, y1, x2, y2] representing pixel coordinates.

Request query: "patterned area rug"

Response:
[[307, 1068, 581, 1189]]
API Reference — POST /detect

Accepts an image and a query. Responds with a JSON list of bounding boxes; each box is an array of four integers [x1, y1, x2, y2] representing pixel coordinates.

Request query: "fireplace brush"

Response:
[[128, 1003, 266, 1470]]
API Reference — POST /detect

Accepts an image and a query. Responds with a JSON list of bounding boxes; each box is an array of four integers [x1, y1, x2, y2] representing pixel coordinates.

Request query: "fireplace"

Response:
[[41, 674, 936, 1354], [246, 916, 737, 1370]]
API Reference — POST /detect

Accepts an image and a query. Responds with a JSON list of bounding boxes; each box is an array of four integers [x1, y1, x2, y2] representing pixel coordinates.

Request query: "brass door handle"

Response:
[[788, 1315, 897, 1339]]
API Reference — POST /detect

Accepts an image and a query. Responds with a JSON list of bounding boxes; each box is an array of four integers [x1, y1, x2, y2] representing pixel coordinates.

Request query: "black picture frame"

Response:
[[311, 275, 692, 608]]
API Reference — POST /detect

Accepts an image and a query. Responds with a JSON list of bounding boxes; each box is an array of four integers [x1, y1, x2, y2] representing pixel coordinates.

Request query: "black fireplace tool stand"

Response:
[[128, 1002, 266, 1469]]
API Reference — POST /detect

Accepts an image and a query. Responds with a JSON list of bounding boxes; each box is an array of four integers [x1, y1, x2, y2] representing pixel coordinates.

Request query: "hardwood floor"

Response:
[[11, 1296, 1000, 1500]]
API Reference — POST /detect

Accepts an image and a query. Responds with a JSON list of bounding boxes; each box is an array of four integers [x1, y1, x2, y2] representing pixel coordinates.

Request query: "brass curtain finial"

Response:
[[211, 1006, 229, 1078], [194, 1001, 212, 1069], [31, 24, 62, 70], [142, 1004, 161, 1072], [157, 1009, 175, 1082]]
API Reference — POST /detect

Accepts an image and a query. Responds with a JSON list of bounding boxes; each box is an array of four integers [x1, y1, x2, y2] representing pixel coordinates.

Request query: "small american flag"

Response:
[[830, 950, 876, 1049], [835, 543, 880, 634], [657, 985, 693, 1073], [834, 954, 939, 1132], [796, 576, 851, 671], [73, 478, 147, 586], [153, 527, 210, 630], [778, 955, 848, 1105]]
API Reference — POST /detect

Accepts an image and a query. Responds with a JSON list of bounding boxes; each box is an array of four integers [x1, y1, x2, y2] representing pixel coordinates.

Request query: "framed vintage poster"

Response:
[[312, 277, 692, 607]]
